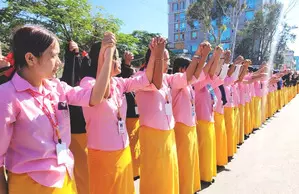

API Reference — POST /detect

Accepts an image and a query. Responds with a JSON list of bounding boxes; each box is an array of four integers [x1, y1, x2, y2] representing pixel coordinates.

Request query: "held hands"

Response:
[[124, 51, 134, 65], [150, 37, 166, 59], [68, 40, 79, 53], [233, 55, 244, 65], [223, 50, 231, 64], [101, 32, 117, 59], [195, 41, 212, 58], [214, 46, 224, 58]]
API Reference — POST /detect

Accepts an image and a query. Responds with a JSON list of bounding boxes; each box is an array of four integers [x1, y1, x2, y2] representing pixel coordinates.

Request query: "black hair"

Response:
[[173, 57, 191, 73], [81, 42, 118, 78], [12, 25, 57, 69]]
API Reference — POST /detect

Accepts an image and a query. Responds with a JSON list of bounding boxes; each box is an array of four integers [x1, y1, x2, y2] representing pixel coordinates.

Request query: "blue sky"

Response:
[[0, 0, 298, 55], [91, 0, 168, 37]]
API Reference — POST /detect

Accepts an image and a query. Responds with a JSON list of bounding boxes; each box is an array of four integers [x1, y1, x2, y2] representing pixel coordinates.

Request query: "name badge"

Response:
[[118, 119, 125, 134], [56, 142, 68, 165], [134, 106, 139, 115], [165, 103, 173, 116]]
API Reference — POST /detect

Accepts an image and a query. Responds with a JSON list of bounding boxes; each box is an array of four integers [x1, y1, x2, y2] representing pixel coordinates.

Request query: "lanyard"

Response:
[[112, 96, 122, 120], [27, 90, 62, 144]]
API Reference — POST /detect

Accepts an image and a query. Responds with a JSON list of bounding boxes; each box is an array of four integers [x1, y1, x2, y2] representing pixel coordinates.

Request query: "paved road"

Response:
[[135, 95, 299, 194]]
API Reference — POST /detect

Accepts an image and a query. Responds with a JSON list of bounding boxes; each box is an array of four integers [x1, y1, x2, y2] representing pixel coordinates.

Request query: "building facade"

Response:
[[295, 56, 299, 71], [168, 0, 277, 54]]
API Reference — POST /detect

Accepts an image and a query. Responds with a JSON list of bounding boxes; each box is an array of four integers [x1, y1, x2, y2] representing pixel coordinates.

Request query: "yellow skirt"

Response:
[[249, 100, 255, 133], [224, 107, 236, 157], [239, 105, 245, 144], [244, 103, 250, 135], [88, 147, 135, 194], [254, 97, 262, 128], [234, 107, 240, 146], [174, 122, 201, 193], [126, 118, 140, 178], [8, 173, 77, 194], [69, 133, 89, 194], [196, 120, 217, 182], [214, 112, 228, 166], [139, 126, 179, 194]]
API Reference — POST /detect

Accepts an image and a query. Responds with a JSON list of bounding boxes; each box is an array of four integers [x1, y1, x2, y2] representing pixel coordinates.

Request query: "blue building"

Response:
[[168, 0, 277, 54]]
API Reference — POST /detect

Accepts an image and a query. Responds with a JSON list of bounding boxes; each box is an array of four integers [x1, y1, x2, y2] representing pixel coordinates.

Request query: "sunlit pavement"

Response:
[[135, 95, 299, 194]]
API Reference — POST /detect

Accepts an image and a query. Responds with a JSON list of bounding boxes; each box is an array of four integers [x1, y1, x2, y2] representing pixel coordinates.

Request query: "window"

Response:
[[246, 0, 255, 9], [180, 1, 185, 9], [245, 11, 254, 21], [174, 14, 179, 22], [173, 3, 178, 11], [175, 23, 179, 31], [191, 31, 197, 40], [180, 33, 185, 41], [193, 21, 199, 29], [180, 22, 186, 31], [175, 34, 179, 42], [180, 12, 185, 21]]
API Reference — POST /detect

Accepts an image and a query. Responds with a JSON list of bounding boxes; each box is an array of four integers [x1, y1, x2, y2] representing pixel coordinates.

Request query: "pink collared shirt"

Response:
[[254, 81, 262, 97], [135, 72, 189, 130], [238, 83, 246, 105], [232, 83, 240, 106], [171, 73, 203, 127], [0, 73, 92, 188], [224, 76, 235, 108], [193, 75, 215, 122], [80, 73, 149, 151]]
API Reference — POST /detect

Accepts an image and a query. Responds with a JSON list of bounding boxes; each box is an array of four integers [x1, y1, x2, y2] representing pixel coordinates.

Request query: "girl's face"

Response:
[[111, 49, 122, 77], [26, 39, 62, 79]]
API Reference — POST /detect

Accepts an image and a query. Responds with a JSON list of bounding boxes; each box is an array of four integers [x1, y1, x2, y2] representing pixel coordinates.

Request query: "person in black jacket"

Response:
[[61, 40, 89, 194], [118, 51, 141, 180]]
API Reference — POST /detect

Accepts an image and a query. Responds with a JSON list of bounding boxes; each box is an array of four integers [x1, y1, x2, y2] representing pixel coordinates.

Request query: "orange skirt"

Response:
[[8, 173, 77, 194], [88, 147, 135, 194], [224, 107, 236, 156], [126, 118, 140, 178], [214, 112, 228, 166], [174, 122, 201, 193], [196, 120, 217, 182], [139, 126, 179, 194], [69, 133, 89, 194], [238, 105, 245, 144]]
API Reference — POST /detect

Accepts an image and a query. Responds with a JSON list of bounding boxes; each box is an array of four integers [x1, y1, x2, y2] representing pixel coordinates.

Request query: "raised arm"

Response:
[[186, 41, 211, 81], [209, 46, 224, 77], [151, 37, 166, 89], [89, 32, 116, 106]]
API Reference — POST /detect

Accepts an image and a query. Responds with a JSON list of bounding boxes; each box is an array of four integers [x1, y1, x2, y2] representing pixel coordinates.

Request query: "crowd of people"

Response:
[[0, 25, 299, 194]]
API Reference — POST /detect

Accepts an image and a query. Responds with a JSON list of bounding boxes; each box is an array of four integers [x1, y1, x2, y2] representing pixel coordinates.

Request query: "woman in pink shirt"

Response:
[[135, 42, 206, 194], [80, 37, 165, 194], [0, 26, 115, 194], [171, 42, 211, 194], [193, 46, 223, 183]]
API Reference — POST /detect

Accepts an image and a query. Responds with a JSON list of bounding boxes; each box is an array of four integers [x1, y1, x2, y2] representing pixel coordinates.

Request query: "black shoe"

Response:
[[133, 176, 140, 181]]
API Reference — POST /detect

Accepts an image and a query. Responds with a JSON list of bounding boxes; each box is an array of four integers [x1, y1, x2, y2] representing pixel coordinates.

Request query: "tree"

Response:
[[0, 0, 122, 54], [235, 3, 297, 66], [187, 0, 246, 51]]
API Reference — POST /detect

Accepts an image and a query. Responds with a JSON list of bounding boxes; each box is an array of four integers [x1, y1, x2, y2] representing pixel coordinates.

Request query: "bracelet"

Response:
[[155, 58, 164, 61], [193, 54, 202, 59]]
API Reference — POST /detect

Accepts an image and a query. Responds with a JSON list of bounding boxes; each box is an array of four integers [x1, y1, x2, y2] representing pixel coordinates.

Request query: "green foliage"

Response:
[[236, 3, 296, 66]]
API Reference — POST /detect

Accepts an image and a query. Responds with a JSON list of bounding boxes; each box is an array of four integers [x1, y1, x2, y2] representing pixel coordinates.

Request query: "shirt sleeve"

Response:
[[0, 96, 16, 167], [60, 78, 93, 107], [120, 72, 150, 93], [211, 76, 224, 89], [224, 76, 234, 86], [166, 72, 189, 90]]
